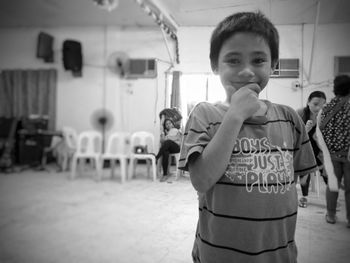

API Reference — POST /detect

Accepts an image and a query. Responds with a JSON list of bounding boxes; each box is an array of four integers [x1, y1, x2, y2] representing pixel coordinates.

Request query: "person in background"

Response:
[[296, 91, 327, 208], [156, 118, 181, 182], [178, 11, 317, 263], [318, 75, 350, 227]]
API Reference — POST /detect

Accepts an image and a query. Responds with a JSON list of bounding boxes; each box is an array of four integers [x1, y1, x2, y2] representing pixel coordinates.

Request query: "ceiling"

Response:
[[0, 0, 349, 30]]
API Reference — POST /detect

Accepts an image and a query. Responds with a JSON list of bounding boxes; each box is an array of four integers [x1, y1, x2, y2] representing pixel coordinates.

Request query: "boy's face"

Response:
[[216, 32, 274, 101]]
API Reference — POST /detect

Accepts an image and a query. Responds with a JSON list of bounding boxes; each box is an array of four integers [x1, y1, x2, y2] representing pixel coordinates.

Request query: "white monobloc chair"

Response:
[[70, 131, 102, 181], [60, 126, 78, 171], [100, 132, 130, 183], [169, 153, 184, 180], [40, 126, 78, 171], [128, 131, 157, 181], [158, 153, 183, 180]]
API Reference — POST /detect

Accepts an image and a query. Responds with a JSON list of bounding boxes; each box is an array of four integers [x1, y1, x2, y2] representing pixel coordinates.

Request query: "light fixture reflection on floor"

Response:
[[93, 0, 119, 12]]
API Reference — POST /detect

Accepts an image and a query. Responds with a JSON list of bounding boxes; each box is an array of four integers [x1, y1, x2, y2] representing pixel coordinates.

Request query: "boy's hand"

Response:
[[228, 83, 261, 120]]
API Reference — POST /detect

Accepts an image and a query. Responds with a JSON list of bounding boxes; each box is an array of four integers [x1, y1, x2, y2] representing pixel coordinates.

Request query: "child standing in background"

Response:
[[178, 11, 317, 263], [296, 91, 327, 208]]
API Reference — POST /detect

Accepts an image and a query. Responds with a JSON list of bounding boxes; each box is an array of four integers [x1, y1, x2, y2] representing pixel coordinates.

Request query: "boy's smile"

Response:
[[216, 32, 274, 100]]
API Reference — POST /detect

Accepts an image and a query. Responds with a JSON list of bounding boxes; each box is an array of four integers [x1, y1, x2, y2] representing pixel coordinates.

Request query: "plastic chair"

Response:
[[60, 126, 78, 171], [40, 126, 78, 171], [169, 153, 184, 180], [157, 153, 183, 180], [128, 131, 157, 181], [70, 131, 102, 180], [100, 132, 130, 183]]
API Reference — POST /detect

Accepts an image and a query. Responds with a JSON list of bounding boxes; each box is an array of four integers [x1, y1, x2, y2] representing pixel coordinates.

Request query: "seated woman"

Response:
[[156, 118, 182, 182]]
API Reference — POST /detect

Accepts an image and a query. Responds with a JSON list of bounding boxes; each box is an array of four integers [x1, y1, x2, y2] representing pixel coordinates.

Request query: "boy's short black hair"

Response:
[[333, 75, 350, 96], [209, 11, 279, 72]]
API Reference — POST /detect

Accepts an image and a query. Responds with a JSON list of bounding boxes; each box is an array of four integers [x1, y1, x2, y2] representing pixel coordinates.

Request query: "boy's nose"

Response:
[[238, 66, 255, 78]]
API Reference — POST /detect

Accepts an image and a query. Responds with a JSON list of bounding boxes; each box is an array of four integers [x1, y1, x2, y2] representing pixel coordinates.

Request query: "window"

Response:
[[179, 73, 225, 122], [271, 59, 299, 78], [334, 56, 350, 76]]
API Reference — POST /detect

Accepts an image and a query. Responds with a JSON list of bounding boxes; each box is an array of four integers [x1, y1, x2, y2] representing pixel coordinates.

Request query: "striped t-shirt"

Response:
[[179, 101, 317, 263]]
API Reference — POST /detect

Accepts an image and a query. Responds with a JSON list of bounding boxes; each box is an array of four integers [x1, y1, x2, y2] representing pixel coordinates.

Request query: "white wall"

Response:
[[0, 26, 175, 143], [178, 23, 350, 110], [1, 22, 349, 139]]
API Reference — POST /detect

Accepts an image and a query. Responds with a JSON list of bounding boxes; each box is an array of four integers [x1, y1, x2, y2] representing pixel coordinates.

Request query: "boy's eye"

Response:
[[253, 58, 267, 64], [225, 58, 240, 65]]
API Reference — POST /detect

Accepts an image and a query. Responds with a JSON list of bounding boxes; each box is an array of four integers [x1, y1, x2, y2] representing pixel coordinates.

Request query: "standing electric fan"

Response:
[[91, 108, 114, 153]]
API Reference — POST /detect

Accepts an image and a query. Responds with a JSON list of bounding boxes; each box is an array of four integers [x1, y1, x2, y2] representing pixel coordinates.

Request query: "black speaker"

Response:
[[63, 40, 83, 76], [37, 32, 54, 63], [17, 136, 42, 165]]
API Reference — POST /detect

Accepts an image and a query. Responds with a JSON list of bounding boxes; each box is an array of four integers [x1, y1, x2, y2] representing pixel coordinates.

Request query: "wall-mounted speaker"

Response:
[[62, 40, 83, 77], [37, 32, 54, 63]]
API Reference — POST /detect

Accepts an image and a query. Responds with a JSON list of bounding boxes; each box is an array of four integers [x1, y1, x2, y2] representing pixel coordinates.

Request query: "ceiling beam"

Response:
[[148, 0, 178, 31]]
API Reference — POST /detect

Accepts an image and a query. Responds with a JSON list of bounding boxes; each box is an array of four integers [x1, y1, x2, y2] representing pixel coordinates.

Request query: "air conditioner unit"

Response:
[[334, 56, 350, 76], [271, 58, 299, 78], [127, 58, 157, 79]]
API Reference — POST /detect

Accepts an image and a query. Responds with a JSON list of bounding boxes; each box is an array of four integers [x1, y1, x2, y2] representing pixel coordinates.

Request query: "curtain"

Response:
[[170, 71, 181, 108], [0, 69, 57, 130]]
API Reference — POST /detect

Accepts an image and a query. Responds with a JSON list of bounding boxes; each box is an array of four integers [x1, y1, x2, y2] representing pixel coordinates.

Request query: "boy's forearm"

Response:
[[189, 113, 244, 193]]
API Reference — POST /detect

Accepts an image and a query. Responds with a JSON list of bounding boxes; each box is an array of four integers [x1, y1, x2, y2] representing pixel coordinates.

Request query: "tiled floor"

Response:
[[0, 165, 349, 263]]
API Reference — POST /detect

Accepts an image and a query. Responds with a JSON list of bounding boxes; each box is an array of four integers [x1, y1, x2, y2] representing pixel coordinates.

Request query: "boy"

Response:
[[178, 12, 317, 262]]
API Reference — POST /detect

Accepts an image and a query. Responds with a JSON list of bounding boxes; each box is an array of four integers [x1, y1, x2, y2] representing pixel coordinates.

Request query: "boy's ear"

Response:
[[270, 61, 278, 74]]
